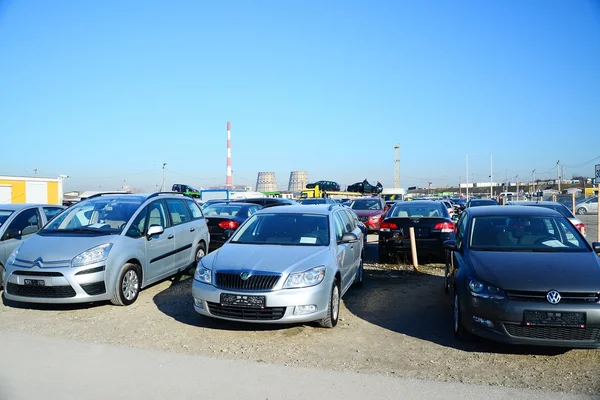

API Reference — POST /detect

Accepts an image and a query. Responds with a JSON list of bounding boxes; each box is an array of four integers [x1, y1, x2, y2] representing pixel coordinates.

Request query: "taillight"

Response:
[[433, 222, 454, 233], [218, 220, 240, 230], [379, 221, 398, 231], [575, 223, 586, 236]]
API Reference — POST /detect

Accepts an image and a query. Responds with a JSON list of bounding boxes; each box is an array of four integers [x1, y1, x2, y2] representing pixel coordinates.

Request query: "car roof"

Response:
[[467, 205, 562, 217], [0, 203, 64, 211], [254, 204, 339, 215], [395, 200, 441, 206], [508, 201, 565, 207]]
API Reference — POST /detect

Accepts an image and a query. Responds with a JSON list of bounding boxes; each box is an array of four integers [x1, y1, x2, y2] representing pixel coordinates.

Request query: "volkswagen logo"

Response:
[[546, 290, 561, 304], [240, 271, 250, 280]]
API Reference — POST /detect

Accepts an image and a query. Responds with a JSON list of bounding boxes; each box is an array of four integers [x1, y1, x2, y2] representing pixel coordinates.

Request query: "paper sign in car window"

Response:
[[299, 237, 317, 244]]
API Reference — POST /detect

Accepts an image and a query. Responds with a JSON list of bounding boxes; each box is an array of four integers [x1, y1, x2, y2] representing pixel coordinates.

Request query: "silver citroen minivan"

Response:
[[3, 192, 209, 306]]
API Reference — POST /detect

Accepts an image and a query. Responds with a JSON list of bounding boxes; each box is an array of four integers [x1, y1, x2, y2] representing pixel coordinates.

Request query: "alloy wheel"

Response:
[[122, 270, 139, 301]]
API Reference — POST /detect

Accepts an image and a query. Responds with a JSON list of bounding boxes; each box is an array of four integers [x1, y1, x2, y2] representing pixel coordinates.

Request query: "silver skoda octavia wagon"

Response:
[[3, 192, 209, 306], [192, 204, 364, 327]]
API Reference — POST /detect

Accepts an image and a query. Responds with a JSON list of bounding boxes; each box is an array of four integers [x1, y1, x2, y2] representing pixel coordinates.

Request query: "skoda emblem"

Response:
[[546, 290, 561, 304], [240, 271, 250, 280]]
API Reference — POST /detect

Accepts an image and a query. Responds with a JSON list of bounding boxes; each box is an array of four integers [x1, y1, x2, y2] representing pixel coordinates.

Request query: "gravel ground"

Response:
[[1, 236, 599, 395]]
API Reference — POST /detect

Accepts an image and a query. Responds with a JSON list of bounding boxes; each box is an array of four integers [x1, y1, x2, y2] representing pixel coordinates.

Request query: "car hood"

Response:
[[208, 243, 330, 275], [351, 210, 383, 217], [15, 234, 118, 264], [470, 251, 600, 291]]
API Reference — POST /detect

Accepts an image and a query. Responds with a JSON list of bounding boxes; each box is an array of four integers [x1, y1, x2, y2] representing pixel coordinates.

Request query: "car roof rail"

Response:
[[84, 192, 134, 199], [147, 192, 191, 200]]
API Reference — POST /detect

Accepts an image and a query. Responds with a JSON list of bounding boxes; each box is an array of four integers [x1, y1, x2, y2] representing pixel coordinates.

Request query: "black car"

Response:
[[305, 181, 340, 191], [172, 183, 200, 198], [466, 198, 499, 208], [347, 179, 383, 195], [444, 205, 600, 348], [202, 202, 263, 251], [230, 197, 297, 208], [378, 200, 455, 263], [300, 198, 337, 205]]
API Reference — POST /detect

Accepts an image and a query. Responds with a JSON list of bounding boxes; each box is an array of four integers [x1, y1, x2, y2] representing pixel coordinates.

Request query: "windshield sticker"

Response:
[[540, 240, 567, 248], [299, 237, 317, 244]]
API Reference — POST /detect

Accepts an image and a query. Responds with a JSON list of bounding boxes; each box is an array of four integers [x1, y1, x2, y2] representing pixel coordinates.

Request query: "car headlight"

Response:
[[468, 277, 506, 300], [71, 243, 113, 267], [284, 266, 326, 289], [194, 262, 212, 284], [7, 244, 22, 265]]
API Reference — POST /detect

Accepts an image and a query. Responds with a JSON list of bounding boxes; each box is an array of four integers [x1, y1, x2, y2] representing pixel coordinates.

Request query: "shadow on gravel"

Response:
[[347, 243, 569, 356], [152, 273, 305, 332]]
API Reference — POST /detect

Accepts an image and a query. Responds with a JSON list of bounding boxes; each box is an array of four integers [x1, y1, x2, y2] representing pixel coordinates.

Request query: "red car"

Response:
[[349, 197, 389, 232]]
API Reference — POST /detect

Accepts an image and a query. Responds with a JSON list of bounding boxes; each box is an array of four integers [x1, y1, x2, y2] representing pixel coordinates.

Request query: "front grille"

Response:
[[215, 272, 280, 291], [13, 271, 63, 277], [504, 324, 600, 341], [7, 283, 76, 298], [505, 290, 600, 304], [80, 281, 106, 296], [207, 302, 286, 320]]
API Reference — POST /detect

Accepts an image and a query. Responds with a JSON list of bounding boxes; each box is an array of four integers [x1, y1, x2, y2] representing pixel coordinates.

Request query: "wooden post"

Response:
[[572, 192, 576, 215], [409, 227, 420, 272], [552, 194, 557, 202]]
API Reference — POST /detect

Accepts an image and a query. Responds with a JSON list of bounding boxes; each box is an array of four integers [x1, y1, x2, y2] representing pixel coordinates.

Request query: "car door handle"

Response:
[[190, 228, 195, 232], [168, 234, 174, 239]]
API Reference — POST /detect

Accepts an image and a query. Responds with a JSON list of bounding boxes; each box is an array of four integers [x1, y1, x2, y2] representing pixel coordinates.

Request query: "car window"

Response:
[[126, 207, 147, 238], [8, 208, 41, 236], [185, 199, 204, 219], [455, 213, 468, 248], [0, 210, 14, 227], [42, 207, 64, 222], [337, 210, 353, 232], [343, 210, 357, 230], [390, 204, 445, 218], [351, 199, 382, 210], [166, 199, 191, 225], [230, 213, 330, 245], [203, 204, 244, 217], [248, 206, 260, 215], [147, 201, 170, 229], [333, 213, 344, 242]]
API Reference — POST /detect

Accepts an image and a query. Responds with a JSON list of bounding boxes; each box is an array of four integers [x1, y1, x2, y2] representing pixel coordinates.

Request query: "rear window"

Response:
[[390, 204, 445, 218], [203, 205, 244, 217]]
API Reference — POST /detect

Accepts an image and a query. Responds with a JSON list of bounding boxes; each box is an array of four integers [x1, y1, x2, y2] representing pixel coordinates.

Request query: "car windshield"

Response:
[[469, 215, 589, 252], [0, 210, 14, 227], [41, 197, 144, 234], [230, 213, 330, 246], [389, 204, 444, 218], [203, 204, 244, 217], [351, 200, 382, 210]]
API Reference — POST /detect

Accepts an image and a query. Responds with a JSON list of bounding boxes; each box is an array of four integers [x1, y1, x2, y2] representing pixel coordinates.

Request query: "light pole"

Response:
[[161, 163, 167, 191]]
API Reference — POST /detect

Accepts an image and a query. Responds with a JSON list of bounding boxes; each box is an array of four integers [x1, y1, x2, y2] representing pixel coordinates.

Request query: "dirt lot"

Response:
[[1, 237, 600, 395]]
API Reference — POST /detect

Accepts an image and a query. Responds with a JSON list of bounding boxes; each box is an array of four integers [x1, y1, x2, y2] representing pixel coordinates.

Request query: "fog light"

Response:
[[294, 305, 318, 315], [472, 316, 494, 328], [194, 298, 204, 309]]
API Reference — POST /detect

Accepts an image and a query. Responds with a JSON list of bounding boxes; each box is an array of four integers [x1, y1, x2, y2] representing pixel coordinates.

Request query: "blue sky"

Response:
[[1, 0, 599, 192]]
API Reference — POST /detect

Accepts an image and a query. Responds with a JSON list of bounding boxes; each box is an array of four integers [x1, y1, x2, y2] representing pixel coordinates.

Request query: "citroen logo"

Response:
[[546, 290, 561, 304], [240, 271, 250, 280]]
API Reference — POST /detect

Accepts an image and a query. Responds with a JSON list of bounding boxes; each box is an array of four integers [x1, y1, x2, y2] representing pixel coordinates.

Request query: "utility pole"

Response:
[[490, 153, 493, 198], [532, 169, 536, 194], [466, 155, 469, 200], [161, 163, 167, 191], [459, 176, 461, 195], [393, 144, 401, 189], [556, 160, 561, 192]]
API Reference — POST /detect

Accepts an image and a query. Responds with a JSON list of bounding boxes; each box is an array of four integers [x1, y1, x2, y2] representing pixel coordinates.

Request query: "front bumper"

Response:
[[192, 279, 331, 324], [4, 262, 111, 304], [461, 295, 600, 348]]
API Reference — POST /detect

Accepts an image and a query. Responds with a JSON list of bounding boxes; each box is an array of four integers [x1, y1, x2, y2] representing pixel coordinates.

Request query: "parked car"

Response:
[[466, 198, 499, 208], [305, 181, 340, 191], [203, 202, 262, 251], [345, 208, 368, 249], [231, 197, 297, 208], [436, 199, 456, 220], [347, 179, 383, 195], [575, 196, 598, 215], [0, 203, 66, 288], [378, 200, 454, 262], [349, 197, 388, 233], [300, 198, 337, 205], [3, 192, 209, 305], [172, 183, 201, 198], [201, 199, 229, 208], [192, 204, 364, 327], [444, 205, 600, 348], [506, 201, 586, 236]]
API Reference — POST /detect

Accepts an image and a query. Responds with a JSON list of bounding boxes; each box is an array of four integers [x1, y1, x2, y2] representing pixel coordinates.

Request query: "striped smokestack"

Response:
[[226, 121, 232, 188]]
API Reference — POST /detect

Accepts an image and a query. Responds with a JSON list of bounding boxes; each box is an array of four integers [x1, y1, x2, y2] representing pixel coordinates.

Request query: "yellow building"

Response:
[[0, 175, 65, 205]]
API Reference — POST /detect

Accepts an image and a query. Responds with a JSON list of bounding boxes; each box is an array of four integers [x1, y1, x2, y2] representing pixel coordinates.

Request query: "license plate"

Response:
[[24, 279, 45, 287], [220, 293, 266, 308], [415, 228, 429, 237], [523, 310, 585, 328]]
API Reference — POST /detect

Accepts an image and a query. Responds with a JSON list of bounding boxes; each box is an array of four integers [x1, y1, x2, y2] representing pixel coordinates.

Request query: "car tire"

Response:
[[353, 258, 364, 287], [183, 242, 206, 275], [111, 263, 141, 306], [0, 263, 4, 289], [453, 292, 471, 341], [318, 279, 340, 328], [576, 207, 587, 215]]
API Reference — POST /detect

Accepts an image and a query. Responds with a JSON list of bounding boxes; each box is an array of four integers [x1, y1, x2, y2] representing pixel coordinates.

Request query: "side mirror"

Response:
[[340, 232, 358, 243], [147, 225, 164, 239], [3, 229, 22, 241], [592, 242, 600, 255], [443, 239, 459, 252]]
